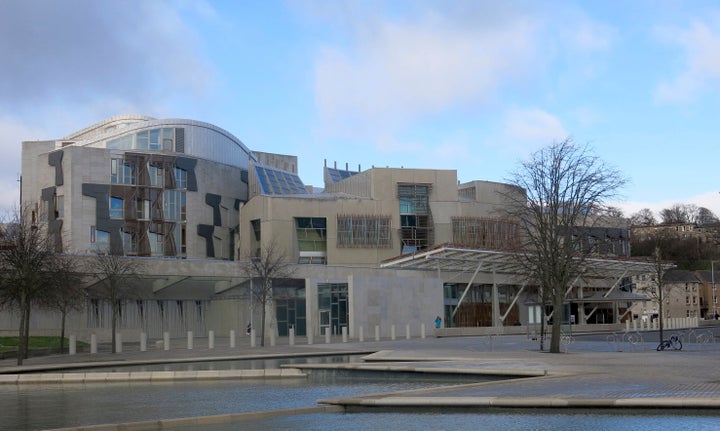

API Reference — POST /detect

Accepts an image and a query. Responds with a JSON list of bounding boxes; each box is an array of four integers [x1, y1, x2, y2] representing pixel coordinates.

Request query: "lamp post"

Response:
[[712, 260, 717, 318]]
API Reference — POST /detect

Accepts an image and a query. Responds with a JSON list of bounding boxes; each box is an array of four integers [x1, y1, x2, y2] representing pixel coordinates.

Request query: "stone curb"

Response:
[[0, 368, 306, 384]]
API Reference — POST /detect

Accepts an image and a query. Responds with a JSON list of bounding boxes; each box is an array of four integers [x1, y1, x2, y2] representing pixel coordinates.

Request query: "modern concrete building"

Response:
[[11, 115, 660, 344]]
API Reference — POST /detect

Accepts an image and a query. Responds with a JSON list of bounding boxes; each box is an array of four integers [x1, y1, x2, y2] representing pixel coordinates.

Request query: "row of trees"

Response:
[[0, 206, 289, 364], [630, 204, 719, 227], [0, 208, 146, 365]]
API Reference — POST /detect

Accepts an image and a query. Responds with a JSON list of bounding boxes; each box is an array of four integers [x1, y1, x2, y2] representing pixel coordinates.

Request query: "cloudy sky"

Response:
[[1, 0, 719, 219]]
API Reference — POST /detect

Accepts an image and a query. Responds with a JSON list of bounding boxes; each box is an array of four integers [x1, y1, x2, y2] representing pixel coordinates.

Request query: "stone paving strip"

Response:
[[48, 405, 345, 431], [0, 368, 306, 384]]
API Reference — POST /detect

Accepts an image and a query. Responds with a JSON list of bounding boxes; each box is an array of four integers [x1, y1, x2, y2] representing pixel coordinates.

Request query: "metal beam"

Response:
[[451, 261, 483, 320], [153, 276, 188, 293]]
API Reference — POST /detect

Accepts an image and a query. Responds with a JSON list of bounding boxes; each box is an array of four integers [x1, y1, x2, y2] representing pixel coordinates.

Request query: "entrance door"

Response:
[[319, 310, 331, 336]]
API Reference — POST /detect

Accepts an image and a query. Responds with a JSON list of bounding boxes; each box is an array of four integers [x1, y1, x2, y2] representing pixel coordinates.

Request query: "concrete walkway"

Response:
[[2, 328, 720, 422]]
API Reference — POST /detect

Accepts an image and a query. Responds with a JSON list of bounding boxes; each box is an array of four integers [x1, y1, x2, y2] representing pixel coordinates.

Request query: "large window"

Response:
[[452, 217, 519, 250], [164, 190, 186, 221], [296, 217, 327, 264], [110, 196, 124, 219], [174, 167, 187, 189], [111, 159, 136, 185], [337, 215, 391, 248], [398, 184, 432, 253], [107, 128, 175, 151], [149, 164, 164, 187]]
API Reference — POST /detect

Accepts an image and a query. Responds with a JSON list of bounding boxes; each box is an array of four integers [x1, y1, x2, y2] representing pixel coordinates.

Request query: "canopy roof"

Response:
[[380, 244, 668, 280]]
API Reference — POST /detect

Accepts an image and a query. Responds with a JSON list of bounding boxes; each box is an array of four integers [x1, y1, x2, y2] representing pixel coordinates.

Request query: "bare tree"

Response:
[[240, 238, 294, 347], [660, 203, 698, 225], [0, 208, 59, 365], [45, 254, 86, 353], [634, 247, 674, 344], [504, 138, 628, 353], [87, 253, 144, 353], [630, 208, 656, 226], [697, 207, 719, 226]]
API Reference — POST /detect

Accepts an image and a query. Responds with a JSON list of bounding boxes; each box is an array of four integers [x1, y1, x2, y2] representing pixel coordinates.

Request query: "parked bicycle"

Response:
[[656, 335, 682, 351]]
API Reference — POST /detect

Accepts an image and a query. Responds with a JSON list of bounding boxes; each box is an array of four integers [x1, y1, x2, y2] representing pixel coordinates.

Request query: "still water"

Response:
[[3, 373, 720, 430]]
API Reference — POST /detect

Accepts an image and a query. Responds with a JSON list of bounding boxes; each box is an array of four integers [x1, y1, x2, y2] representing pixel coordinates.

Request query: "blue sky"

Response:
[[1, 0, 719, 220]]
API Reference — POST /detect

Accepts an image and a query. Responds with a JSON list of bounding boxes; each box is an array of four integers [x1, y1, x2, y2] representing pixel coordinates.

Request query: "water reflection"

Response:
[[78, 354, 362, 372], [207, 410, 720, 431]]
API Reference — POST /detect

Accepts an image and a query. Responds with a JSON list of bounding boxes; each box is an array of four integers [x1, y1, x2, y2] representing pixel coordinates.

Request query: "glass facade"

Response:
[[107, 127, 176, 152], [317, 283, 348, 336]]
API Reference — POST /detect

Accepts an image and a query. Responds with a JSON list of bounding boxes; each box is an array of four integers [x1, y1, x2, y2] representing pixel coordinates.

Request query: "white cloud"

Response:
[[502, 108, 568, 150], [0, 116, 51, 212], [0, 0, 215, 113], [313, 4, 539, 140], [655, 17, 720, 102]]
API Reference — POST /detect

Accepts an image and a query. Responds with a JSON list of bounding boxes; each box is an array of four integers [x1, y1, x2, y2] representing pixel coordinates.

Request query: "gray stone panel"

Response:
[[205, 193, 222, 226], [48, 150, 64, 186], [176, 157, 198, 191], [197, 224, 215, 258]]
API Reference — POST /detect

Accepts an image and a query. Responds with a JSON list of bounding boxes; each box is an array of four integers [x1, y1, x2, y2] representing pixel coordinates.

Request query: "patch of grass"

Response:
[[0, 336, 71, 352]]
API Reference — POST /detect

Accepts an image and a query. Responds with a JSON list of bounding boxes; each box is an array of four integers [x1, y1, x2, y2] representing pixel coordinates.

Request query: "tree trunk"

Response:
[[59, 310, 67, 354], [111, 303, 118, 354], [17, 299, 29, 366], [550, 289, 563, 353]]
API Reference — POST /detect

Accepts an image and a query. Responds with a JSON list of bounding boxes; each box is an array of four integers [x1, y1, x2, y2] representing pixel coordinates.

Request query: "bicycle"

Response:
[[656, 335, 682, 351]]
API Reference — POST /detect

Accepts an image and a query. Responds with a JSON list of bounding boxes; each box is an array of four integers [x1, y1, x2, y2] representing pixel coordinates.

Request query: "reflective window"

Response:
[[111, 159, 136, 185], [174, 167, 187, 189], [164, 190, 186, 221], [110, 196, 123, 219]]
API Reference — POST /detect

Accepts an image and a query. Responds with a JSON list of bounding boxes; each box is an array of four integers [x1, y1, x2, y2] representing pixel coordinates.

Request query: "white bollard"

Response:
[[307, 330, 314, 345], [375, 325, 380, 341], [69, 335, 76, 355], [116, 333, 123, 353], [391, 324, 396, 340], [359, 326, 364, 342], [342, 326, 348, 343], [230, 329, 236, 348], [406, 324, 411, 340], [270, 331, 276, 346], [325, 327, 331, 344], [187, 331, 194, 350], [208, 330, 215, 349], [163, 332, 170, 351], [625, 320, 630, 332], [90, 334, 97, 354], [632, 320, 637, 331], [421, 323, 426, 339], [289, 327, 295, 346], [140, 332, 147, 352], [250, 329, 256, 348]]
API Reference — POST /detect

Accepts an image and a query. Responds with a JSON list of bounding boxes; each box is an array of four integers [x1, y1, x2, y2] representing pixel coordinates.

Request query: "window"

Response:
[[93, 229, 110, 251], [452, 217, 520, 250], [162, 128, 174, 150], [295, 217, 327, 264], [398, 184, 432, 252], [149, 164, 164, 187], [164, 190, 186, 221], [111, 159, 136, 185], [149, 129, 161, 150], [148, 223, 164, 255], [337, 215, 392, 248], [54, 195, 64, 219], [110, 196, 123, 219], [174, 167, 187, 189], [123, 230, 138, 254]]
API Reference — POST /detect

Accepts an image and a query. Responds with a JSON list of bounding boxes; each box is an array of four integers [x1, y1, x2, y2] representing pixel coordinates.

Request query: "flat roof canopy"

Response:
[[380, 244, 667, 281]]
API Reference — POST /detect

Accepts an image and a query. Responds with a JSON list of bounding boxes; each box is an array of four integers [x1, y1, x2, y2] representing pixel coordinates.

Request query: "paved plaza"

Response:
[[2, 327, 720, 429]]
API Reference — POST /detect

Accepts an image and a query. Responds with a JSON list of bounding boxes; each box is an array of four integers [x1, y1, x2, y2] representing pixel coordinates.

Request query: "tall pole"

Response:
[[712, 261, 716, 318]]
